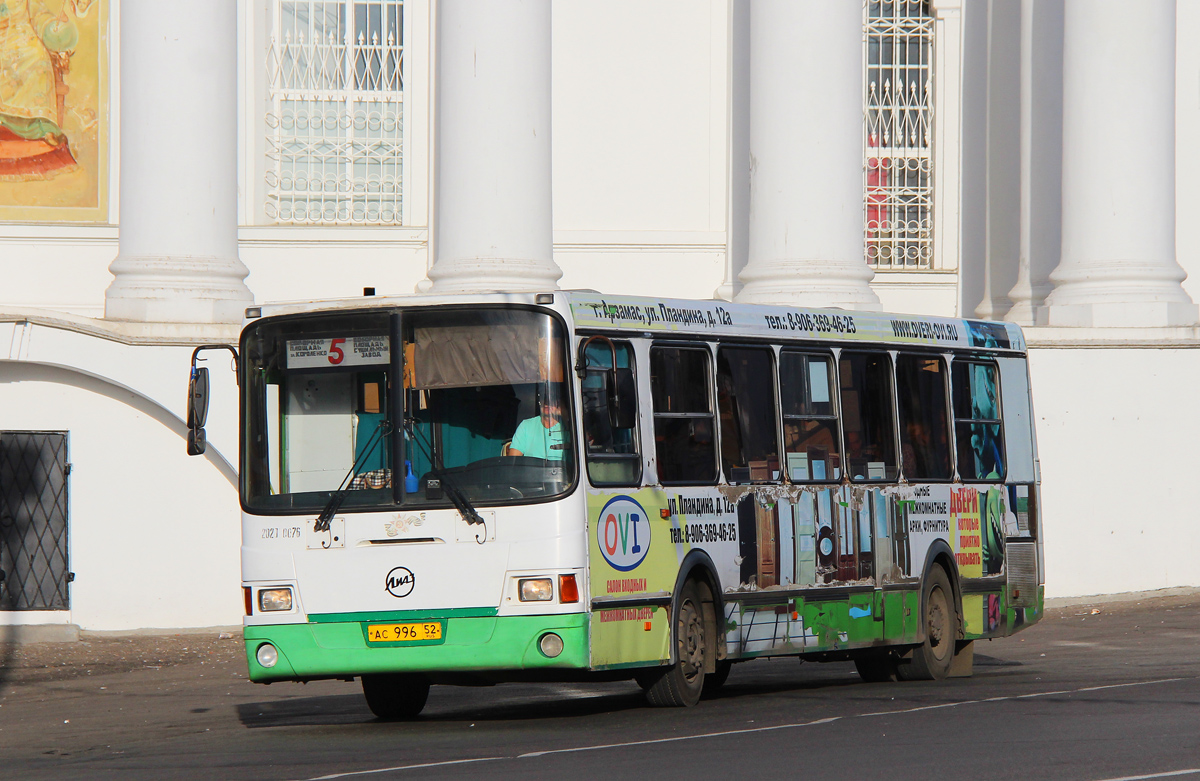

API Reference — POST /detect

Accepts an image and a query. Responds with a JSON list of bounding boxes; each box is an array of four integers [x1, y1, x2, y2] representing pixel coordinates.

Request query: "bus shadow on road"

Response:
[[234, 657, 1029, 728], [234, 665, 932, 728], [236, 687, 650, 727], [237, 693, 376, 728]]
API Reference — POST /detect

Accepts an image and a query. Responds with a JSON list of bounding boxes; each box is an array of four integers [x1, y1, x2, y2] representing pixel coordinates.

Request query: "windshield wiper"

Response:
[[314, 420, 392, 533], [403, 418, 487, 539]]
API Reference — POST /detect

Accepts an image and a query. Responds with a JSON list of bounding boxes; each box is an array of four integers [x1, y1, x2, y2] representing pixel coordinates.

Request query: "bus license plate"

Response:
[[366, 622, 443, 643]]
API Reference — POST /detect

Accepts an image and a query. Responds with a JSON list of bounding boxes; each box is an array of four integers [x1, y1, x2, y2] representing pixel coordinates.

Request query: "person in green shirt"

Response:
[[508, 399, 566, 460]]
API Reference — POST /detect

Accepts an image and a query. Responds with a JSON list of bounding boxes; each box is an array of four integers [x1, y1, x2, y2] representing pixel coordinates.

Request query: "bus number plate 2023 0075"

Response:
[[366, 622, 443, 644]]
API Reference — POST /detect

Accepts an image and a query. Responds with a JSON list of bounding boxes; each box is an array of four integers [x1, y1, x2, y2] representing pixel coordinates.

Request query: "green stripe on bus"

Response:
[[307, 607, 499, 623], [244, 613, 589, 682]]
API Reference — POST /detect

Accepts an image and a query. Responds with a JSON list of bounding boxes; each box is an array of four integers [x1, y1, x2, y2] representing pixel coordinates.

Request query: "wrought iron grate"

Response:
[[865, 0, 934, 269], [265, 0, 406, 225], [0, 432, 70, 611]]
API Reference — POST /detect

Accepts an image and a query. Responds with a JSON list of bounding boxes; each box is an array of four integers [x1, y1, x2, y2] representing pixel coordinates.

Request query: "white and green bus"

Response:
[[187, 291, 1043, 718]]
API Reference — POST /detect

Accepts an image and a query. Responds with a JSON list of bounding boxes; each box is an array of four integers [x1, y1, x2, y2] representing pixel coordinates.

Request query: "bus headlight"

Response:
[[519, 578, 553, 602], [258, 588, 293, 612], [256, 643, 279, 668]]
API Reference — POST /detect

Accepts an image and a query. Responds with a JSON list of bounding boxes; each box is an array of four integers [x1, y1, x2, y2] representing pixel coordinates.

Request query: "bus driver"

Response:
[[508, 399, 567, 460]]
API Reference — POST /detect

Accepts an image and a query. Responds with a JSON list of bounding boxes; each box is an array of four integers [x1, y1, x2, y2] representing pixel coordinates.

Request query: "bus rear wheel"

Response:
[[897, 564, 956, 681], [636, 581, 707, 707], [361, 673, 430, 720]]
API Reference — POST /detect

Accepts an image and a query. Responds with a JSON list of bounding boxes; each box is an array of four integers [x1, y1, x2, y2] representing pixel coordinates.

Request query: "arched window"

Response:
[[865, 0, 933, 269]]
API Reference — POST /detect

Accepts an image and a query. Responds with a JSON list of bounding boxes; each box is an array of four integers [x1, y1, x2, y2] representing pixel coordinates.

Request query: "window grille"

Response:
[[0, 432, 70, 611], [265, 1, 405, 225], [865, 0, 933, 269]]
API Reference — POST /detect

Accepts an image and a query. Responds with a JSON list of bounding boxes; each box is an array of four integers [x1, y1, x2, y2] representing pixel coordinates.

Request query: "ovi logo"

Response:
[[597, 495, 651, 572]]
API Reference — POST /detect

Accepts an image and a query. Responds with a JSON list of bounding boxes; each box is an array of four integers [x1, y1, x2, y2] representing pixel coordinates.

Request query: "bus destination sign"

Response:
[[286, 336, 390, 369]]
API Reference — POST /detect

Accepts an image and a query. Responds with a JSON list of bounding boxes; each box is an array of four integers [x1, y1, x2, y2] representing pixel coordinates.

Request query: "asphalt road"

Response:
[[2, 592, 1198, 781]]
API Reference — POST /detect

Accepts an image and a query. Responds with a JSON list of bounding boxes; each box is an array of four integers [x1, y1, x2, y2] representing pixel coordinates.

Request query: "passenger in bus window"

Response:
[[508, 399, 567, 460]]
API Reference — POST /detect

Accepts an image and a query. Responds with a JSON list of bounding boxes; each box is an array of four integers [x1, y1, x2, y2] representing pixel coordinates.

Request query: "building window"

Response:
[[265, 1, 405, 225], [865, 0, 933, 269]]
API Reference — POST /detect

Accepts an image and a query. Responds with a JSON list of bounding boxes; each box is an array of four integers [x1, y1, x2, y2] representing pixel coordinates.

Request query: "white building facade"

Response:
[[2, 0, 1198, 631]]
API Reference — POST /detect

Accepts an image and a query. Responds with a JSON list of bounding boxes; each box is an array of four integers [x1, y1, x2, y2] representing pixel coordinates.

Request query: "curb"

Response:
[[1045, 586, 1200, 609]]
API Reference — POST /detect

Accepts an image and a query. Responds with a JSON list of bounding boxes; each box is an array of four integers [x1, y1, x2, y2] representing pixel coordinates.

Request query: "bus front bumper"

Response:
[[244, 613, 588, 682]]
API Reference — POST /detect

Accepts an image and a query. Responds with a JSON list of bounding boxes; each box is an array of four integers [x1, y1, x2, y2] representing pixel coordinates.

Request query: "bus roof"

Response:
[[248, 290, 1026, 353]]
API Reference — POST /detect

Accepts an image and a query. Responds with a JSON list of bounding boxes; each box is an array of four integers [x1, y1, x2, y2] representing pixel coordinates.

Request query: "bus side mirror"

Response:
[[187, 426, 207, 456], [187, 366, 209, 455], [610, 367, 637, 430]]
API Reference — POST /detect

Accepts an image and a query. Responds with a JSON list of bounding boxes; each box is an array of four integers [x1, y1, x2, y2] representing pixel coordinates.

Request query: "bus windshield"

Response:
[[241, 308, 575, 513]]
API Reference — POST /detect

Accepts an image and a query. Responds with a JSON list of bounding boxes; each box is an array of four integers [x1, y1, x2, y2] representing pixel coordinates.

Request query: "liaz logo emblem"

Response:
[[597, 495, 650, 572], [385, 566, 415, 598]]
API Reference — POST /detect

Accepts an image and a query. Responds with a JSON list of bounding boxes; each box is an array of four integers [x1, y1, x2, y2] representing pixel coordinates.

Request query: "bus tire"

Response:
[[854, 652, 898, 682], [638, 580, 707, 707], [361, 673, 430, 720], [897, 564, 956, 681]]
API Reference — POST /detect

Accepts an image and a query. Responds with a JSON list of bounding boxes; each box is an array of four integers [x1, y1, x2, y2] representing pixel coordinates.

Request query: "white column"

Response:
[[735, 0, 879, 310], [1005, 0, 1062, 326], [1042, 0, 1197, 327], [104, 0, 252, 324], [974, 0, 1021, 320], [715, 0, 751, 302], [426, 0, 561, 294], [930, 0, 964, 278]]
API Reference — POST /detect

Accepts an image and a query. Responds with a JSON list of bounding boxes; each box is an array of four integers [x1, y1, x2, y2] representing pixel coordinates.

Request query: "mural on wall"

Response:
[[0, 0, 107, 221]]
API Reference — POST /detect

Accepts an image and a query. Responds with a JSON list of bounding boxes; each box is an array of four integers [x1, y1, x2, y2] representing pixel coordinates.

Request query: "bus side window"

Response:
[[581, 339, 641, 486], [952, 360, 1005, 481], [895, 354, 952, 481], [779, 352, 840, 482], [839, 351, 898, 482], [650, 346, 717, 485], [716, 347, 780, 483]]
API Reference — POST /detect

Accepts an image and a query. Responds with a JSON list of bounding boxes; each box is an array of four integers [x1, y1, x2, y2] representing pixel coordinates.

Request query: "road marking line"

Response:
[[518, 716, 842, 758], [1091, 770, 1200, 781], [862, 677, 1188, 717], [300, 675, 1195, 779], [1076, 678, 1185, 693], [301, 756, 505, 780]]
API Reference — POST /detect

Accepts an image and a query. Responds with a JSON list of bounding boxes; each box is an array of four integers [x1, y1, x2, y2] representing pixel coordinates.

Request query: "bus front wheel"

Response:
[[361, 673, 430, 720], [897, 564, 957, 681], [636, 581, 707, 707]]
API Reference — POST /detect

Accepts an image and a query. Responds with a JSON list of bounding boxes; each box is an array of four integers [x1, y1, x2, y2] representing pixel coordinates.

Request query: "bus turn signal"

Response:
[[559, 574, 579, 603]]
